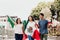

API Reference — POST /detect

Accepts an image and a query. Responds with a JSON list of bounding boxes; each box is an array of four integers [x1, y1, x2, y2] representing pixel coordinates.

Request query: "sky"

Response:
[[0, 0, 54, 20]]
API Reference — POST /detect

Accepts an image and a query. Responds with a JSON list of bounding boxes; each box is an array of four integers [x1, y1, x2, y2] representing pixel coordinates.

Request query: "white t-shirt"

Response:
[[14, 24, 23, 34], [25, 21, 36, 36]]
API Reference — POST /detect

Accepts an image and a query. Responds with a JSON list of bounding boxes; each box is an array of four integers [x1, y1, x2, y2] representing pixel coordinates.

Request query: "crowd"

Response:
[[13, 13, 60, 40]]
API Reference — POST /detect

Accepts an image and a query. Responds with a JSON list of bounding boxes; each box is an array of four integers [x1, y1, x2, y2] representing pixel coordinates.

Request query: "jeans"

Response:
[[15, 34, 23, 40], [28, 35, 34, 40]]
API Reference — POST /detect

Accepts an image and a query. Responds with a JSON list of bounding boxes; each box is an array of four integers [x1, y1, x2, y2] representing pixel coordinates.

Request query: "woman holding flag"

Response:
[[25, 16, 36, 40], [14, 18, 24, 40]]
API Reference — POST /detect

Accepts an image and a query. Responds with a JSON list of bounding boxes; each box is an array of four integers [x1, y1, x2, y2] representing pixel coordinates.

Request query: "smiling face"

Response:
[[16, 18, 22, 24], [28, 16, 34, 21], [18, 18, 21, 24], [39, 13, 44, 20], [39, 15, 44, 20], [29, 17, 33, 21]]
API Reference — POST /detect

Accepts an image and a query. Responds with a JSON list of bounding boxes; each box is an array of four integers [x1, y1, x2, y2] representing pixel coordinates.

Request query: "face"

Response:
[[29, 16, 33, 21], [39, 15, 43, 19], [18, 18, 21, 24]]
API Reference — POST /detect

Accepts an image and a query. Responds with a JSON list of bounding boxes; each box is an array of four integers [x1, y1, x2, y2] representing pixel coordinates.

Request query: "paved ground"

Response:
[[56, 36, 60, 40], [6, 37, 60, 40], [0, 36, 60, 40]]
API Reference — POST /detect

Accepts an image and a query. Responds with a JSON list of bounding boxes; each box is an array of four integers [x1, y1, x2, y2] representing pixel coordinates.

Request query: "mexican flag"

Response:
[[7, 16, 15, 28], [22, 20, 29, 30]]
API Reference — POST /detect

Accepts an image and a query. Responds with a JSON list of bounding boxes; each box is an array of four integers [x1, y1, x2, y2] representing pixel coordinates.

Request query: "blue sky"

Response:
[[0, 0, 54, 20]]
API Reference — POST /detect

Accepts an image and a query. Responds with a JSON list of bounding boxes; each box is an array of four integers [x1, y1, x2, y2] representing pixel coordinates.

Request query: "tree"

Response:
[[54, 0, 60, 20], [54, 0, 60, 11], [50, 5, 56, 16], [31, 2, 53, 18]]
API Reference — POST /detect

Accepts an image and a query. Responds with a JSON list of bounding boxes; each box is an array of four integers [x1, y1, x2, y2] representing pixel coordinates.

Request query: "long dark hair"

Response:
[[16, 18, 22, 24], [28, 16, 34, 21]]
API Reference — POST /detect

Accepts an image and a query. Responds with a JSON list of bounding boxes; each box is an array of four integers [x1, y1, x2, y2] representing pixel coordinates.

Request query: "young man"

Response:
[[38, 13, 48, 40]]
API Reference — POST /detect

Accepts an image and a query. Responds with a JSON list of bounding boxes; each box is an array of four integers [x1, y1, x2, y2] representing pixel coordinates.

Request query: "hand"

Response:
[[14, 22, 17, 25]]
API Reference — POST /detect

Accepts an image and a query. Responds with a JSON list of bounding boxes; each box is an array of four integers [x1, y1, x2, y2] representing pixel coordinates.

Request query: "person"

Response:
[[51, 16, 60, 36], [25, 16, 36, 40], [38, 13, 48, 40], [14, 18, 24, 40]]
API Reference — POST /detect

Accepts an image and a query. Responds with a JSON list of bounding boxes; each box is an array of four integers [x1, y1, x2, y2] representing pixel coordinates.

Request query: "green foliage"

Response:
[[54, 0, 60, 11], [31, 2, 52, 16], [33, 14, 39, 20]]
